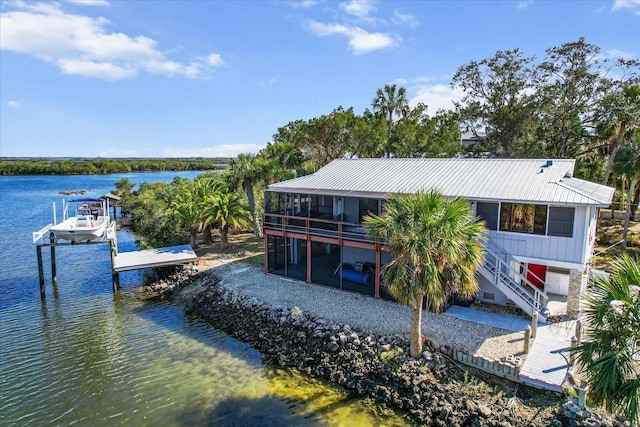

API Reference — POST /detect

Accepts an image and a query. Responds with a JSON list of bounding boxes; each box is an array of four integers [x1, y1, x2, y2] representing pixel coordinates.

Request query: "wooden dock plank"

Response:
[[113, 244, 197, 272], [519, 320, 576, 392]]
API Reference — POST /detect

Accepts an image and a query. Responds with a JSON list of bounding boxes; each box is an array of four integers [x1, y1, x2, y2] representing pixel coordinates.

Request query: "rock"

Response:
[[326, 341, 339, 352], [477, 403, 492, 418], [290, 306, 304, 321], [422, 350, 433, 361]]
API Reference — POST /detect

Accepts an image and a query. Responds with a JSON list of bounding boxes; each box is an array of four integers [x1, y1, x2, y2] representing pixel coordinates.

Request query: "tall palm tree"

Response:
[[372, 84, 410, 157], [364, 191, 486, 357], [202, 192, 252, 249], [227, 153, 263, 238], [573, 255, 640, 425], [613, 136, 640, 249]]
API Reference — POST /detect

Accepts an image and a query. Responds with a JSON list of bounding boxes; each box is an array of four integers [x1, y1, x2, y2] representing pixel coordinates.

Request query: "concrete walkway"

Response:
[[443, 305, 535, 332]]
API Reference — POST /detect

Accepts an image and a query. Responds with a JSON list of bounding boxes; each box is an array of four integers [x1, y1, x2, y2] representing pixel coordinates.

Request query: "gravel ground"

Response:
[[198, 256, 527, 362]]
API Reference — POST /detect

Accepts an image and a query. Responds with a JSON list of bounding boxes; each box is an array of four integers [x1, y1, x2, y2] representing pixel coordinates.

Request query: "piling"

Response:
[[531, 312, 538, 338], [49, 233, 57, 286], [37, 245, 45, 299], [523, 325, 531, 354]]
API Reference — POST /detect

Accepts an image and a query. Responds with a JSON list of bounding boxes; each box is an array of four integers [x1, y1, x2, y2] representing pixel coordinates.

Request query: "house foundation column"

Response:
[[566, 267, 588, 316]]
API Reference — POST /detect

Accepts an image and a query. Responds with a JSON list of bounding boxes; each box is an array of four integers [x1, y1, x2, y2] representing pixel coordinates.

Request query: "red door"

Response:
[[526, 263, 547, 290]]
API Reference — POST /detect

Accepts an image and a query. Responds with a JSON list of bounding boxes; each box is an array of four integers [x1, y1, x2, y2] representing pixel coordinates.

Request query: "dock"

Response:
[[33, 222, 197, 297], [519, 320, 577, 392], [113, 245, 197, 272]]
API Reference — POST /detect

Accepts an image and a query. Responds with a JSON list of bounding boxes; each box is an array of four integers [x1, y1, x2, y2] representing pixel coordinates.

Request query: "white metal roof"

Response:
[[267, 158, 615, 207]]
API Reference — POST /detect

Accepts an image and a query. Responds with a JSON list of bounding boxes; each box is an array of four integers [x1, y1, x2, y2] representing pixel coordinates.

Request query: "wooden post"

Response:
[[523, 325, 531, 354], [575, 319, 582, 345], [374, 246, 381, 299], [306, 237, 312, 283], [37, 245, 45, 299], [569, 336, 577, 367], [531, 312, 538, 339], [110, 239, 119, 293]]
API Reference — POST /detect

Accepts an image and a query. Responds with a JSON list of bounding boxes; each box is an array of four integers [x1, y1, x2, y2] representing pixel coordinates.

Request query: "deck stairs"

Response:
[[478, 238, 550, 321]]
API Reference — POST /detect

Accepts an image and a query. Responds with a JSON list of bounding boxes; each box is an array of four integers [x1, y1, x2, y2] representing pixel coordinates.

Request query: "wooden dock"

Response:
[[113, 245, 197, 272], [519, 320, 577, 392], [34, 221, 197, 297]]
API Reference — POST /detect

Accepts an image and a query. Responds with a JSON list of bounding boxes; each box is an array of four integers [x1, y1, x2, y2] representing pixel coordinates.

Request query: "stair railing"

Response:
[[481, 237, 549, 318]]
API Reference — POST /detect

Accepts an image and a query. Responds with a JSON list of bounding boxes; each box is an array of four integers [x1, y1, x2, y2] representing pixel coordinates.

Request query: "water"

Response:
[[0, 172, 411, 426]]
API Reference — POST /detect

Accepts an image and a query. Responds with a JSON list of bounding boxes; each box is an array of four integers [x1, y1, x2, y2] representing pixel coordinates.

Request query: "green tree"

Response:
[[600, 83, 640, 186], [227, 153, 263, 238], [202, 192, 252, 249], [452, 48, 539, 158], [535, 38, 608, 158], [614, 136, 640, 249], [364, 191, 485, 358], [168, 181, 203, 248], [113, 178, 136, 199], [372, 84, 410, 157], [573, 255, 640, 425]]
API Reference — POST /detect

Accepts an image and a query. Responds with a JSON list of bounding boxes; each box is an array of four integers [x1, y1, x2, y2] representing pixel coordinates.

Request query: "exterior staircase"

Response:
[[478, 238, 550, 321]]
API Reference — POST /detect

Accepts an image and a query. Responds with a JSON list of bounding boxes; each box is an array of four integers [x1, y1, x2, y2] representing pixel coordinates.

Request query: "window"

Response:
[[358, 198, 380, 223], [500, 203, 547, 235], [548, 207, 574, 237], [476, 202, 499, 230]]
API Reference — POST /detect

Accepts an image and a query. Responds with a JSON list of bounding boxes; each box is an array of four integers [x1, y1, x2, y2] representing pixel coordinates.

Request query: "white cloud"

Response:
[[340, 0, 377, 23], [409, 81, 465, 113], [306, 20, 396, 53], [517, 0, 533, 10], [260, 77, 278, 86], [287, 0, 321, 9], [612, 0, 640, 15], [7, 100, 22, 107], [391, 9, 418, 28], [66, 0, 110, 6], [605, 48, 636, 60], [162, 144, 266, 158], [0, 2, 224, 80]]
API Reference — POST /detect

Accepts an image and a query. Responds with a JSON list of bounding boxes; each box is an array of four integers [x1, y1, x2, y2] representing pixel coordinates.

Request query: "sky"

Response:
[[1, 0, 639, 158]]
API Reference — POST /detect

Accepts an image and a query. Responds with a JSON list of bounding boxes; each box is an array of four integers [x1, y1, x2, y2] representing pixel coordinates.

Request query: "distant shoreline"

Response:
[[0, 157, 231, 176]]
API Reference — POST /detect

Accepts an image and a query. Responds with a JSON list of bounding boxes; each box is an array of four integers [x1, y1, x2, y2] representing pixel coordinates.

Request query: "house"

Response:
[[262, 158, 615, 320], [461, 131, 486, 148]]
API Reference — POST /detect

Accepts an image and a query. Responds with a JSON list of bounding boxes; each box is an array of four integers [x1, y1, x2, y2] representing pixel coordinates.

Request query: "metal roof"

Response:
[[267, 158, 615, 207]]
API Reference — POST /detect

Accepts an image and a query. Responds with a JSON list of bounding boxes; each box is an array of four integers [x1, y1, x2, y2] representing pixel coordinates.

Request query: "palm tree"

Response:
[[573, 255, 640, 425], [202, 192, 252, 249], [364, 191, 486, 358], [613, 136, 640, 249], [372, 84, 410, 157], [227, 153, 263, 238], [168, 182, 202, 248]]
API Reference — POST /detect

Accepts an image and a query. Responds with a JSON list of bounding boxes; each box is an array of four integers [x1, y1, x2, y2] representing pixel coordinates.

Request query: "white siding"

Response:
[[488, 206, 589, 267]]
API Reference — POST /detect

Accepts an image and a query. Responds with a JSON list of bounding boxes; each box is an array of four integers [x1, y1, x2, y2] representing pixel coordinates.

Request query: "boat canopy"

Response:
[[68, 198, 104, 203]]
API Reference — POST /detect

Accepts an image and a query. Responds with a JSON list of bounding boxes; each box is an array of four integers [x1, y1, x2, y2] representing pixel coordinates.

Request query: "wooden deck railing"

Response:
[[262, 213, 375, 244]]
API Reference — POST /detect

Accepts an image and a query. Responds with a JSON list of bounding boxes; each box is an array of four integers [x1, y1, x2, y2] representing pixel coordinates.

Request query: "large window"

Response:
[[476, 202, 499, 230], [358, 198, 380, 223], [548, 207, 574, 237], [500, 203, 547, 235]]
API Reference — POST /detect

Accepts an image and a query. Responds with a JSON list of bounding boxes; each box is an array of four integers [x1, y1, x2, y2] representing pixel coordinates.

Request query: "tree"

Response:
[[202, 192, 252, 249], [613, 136, 640, 249], [600, 83, 640, 186], [227, 153, 263, 238], [536, 38, 608, 158], [452, 48, 540, 158], [372, 84, 410, 157], [364, 191, 485, 358], [168, 181, 203, 248], [573, 255, 640, 425]]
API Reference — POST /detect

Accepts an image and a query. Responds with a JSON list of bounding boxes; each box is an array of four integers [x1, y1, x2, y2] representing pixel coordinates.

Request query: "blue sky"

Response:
[[1, 0, 639, 158]]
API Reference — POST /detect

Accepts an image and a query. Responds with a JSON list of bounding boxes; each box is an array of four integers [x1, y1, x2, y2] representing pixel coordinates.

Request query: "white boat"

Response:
[[50, 198, 110, 243]]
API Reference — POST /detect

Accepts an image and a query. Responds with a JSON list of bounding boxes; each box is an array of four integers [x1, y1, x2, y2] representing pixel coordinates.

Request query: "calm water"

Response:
[[0, 172, 410, 426]]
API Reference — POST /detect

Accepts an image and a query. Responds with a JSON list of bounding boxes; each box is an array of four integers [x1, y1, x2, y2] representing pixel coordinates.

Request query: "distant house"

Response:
[[262, 158, 614, 320], [461, 131, 486, 148]]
